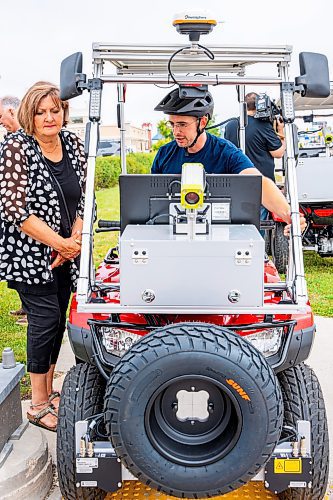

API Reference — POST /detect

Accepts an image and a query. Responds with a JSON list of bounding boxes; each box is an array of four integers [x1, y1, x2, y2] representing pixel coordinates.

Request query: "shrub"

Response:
[[95, 152, 156, 190], [95, 156, 120, 190], [151, 138, 171, 151], [126, 152, 155, 174]]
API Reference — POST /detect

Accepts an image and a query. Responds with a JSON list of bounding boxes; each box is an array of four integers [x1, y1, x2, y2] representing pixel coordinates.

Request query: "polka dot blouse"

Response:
[[0, 130, 86, 286]]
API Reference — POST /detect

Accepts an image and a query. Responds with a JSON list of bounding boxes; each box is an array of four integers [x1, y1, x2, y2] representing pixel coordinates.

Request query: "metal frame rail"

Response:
[[77, 42, 308, 314]]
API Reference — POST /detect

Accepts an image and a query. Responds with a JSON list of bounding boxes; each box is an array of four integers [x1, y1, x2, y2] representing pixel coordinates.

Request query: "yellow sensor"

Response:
[[181, 163, 205, 210], [324, 132, 333, 145]]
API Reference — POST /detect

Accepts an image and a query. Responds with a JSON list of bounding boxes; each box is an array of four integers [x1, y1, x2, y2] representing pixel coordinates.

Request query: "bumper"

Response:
[[67, 320, 315, 374]]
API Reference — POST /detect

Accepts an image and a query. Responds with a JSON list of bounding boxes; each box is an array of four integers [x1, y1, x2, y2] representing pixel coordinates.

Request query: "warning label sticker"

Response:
[[274, 458, 302, 474], [77, 466, 92, 474], [81, 481, 97, 487], [211, 203, 230, 221], [76, 458, 98, 468]]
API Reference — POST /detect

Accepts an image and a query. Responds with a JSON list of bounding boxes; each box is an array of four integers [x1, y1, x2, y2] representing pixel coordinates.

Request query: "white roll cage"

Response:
[[76, 40, 308, 314]]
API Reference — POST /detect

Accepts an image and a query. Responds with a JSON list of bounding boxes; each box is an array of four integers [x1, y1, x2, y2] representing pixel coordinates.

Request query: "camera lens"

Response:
[[185, 192, 200, 205]]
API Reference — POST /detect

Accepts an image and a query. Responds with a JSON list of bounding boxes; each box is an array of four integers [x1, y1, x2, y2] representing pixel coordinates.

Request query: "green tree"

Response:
[[151, 138, 172, 152], [157, 118, 173, 140], [206, 114, 221, 137]]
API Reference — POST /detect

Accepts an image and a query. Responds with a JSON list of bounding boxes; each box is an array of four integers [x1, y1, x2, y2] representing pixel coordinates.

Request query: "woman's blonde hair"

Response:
[[17, 81, 69, 135]]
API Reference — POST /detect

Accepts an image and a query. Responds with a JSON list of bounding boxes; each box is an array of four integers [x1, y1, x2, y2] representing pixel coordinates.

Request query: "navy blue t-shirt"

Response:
[[151, 133, 253, 174], [224, 116, 282, 182]]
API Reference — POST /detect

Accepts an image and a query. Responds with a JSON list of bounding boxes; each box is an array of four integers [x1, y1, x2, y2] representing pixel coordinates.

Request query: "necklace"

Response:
[[37, 136, 60, 155]]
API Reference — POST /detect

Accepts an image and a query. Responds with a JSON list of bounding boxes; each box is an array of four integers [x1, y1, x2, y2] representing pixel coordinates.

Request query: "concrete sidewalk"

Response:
[[21, 333, 75, 499], [307, 315, 333, 478], [43, 333, 75, 499], [29, 317, 333, 499]]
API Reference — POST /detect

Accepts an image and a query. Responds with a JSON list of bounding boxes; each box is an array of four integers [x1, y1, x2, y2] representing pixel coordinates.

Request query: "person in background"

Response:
[[0, 95, 21, 133], [0, 95, 28, 324], [224, 92, 286, 229], [0, 82, 86, 432]]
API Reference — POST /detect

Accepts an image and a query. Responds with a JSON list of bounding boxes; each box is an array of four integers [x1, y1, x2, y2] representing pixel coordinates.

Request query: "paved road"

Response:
[[307, 316, 332, 477]]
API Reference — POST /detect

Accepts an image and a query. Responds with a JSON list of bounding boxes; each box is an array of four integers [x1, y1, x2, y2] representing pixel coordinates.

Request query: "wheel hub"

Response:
[[145, 375, 242, 466]]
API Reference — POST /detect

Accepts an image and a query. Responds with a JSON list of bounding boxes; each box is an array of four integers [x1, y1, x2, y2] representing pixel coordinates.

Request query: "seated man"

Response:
[[152, 88, 305, 234]]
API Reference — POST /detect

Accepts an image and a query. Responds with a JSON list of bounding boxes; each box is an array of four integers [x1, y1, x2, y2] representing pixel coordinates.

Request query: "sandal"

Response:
[[27, 402, 58, 432], [49, 391, 61, 411], [49, 391, 61, 402]]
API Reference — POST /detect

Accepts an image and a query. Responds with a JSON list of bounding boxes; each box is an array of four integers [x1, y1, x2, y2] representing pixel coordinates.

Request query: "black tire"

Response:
[[105, 323, 283, 498], [272, 222, 289, 274], [57, 363, 107, 500], [277, 363, 329, 500]]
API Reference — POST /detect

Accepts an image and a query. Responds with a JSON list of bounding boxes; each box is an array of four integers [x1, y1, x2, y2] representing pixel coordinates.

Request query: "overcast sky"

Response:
[[1, 0, 332, 130]]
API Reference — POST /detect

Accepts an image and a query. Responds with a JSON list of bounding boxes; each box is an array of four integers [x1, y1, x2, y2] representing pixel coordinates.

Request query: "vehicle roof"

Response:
[[91, 42, 293, 86]]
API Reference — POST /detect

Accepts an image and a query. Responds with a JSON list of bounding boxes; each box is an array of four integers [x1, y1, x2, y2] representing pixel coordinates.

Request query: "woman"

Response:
[[0, 82, 86, 431]]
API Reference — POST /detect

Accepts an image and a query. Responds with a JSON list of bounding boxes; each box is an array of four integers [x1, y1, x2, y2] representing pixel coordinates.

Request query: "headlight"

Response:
[[99, 327, 141, 356], [245, 327, 283, 357]]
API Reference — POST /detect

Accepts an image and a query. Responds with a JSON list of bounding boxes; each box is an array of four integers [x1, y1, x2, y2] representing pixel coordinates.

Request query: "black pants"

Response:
[[15, 268, 72, 374]]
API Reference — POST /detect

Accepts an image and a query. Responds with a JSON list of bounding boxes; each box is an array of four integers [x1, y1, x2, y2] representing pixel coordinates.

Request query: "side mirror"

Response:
[[60, 52, 86, 100], [295, 52, 330, 98]]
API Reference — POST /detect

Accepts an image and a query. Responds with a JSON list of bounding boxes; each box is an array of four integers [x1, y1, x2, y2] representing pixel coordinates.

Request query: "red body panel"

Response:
[[69, 260, 314, 333], [271, 207, 333, 227], [270, 212, 285, 223]]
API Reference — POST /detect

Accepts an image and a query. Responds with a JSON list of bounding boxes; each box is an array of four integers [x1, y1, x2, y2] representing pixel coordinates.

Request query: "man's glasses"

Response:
[[166, 119, 198, 131]]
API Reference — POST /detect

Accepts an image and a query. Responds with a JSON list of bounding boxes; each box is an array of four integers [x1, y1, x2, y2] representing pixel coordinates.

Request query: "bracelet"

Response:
[[277, 133, 285, 140]]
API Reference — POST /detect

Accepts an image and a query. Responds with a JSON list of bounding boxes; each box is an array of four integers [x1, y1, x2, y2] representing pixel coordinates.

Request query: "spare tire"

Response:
[[104, 323, 282, 498]]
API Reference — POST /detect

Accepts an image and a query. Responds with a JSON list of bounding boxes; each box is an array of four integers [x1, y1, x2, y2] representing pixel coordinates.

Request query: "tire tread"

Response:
[[57, 363, 106, 500], [278, 363, 329, 500], [105, 323, 283, 498]]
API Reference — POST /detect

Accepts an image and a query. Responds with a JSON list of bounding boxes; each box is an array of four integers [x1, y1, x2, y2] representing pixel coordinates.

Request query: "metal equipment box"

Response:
[[296, 157, 333, 202], [120, 224, 264, 307]]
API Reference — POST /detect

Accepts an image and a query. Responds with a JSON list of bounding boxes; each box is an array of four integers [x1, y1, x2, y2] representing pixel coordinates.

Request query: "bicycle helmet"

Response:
[[155, 88, 214, 120]]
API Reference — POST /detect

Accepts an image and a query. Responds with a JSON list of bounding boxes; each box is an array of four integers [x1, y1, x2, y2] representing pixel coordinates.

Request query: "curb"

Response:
[[0, 423, 53, 499]]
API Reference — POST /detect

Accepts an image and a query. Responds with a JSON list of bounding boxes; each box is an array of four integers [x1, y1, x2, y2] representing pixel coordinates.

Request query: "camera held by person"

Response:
[[254, 93, 282, 125]]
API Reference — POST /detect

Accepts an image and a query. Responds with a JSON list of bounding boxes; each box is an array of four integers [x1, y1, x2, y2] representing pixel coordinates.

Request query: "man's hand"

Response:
[[283, 213, 306, 236], [275, 116, 285, 137]]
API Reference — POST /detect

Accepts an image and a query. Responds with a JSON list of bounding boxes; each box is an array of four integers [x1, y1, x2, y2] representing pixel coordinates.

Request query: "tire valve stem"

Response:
[[291, 440, 299, 457], [87, 441, 94, 458], [300, 436, 307, 457], [80, 438, 86, 458]]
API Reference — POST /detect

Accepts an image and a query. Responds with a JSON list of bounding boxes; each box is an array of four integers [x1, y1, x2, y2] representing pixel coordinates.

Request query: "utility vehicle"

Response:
[[57, 13, 330, 499], [268, 87, 333, 273]]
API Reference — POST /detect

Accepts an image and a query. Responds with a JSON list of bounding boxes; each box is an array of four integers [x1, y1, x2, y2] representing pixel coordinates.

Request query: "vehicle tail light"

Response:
[[99, 327, 142, 356], [300, 207, 311, 215], [313, 208, 333, 217]]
